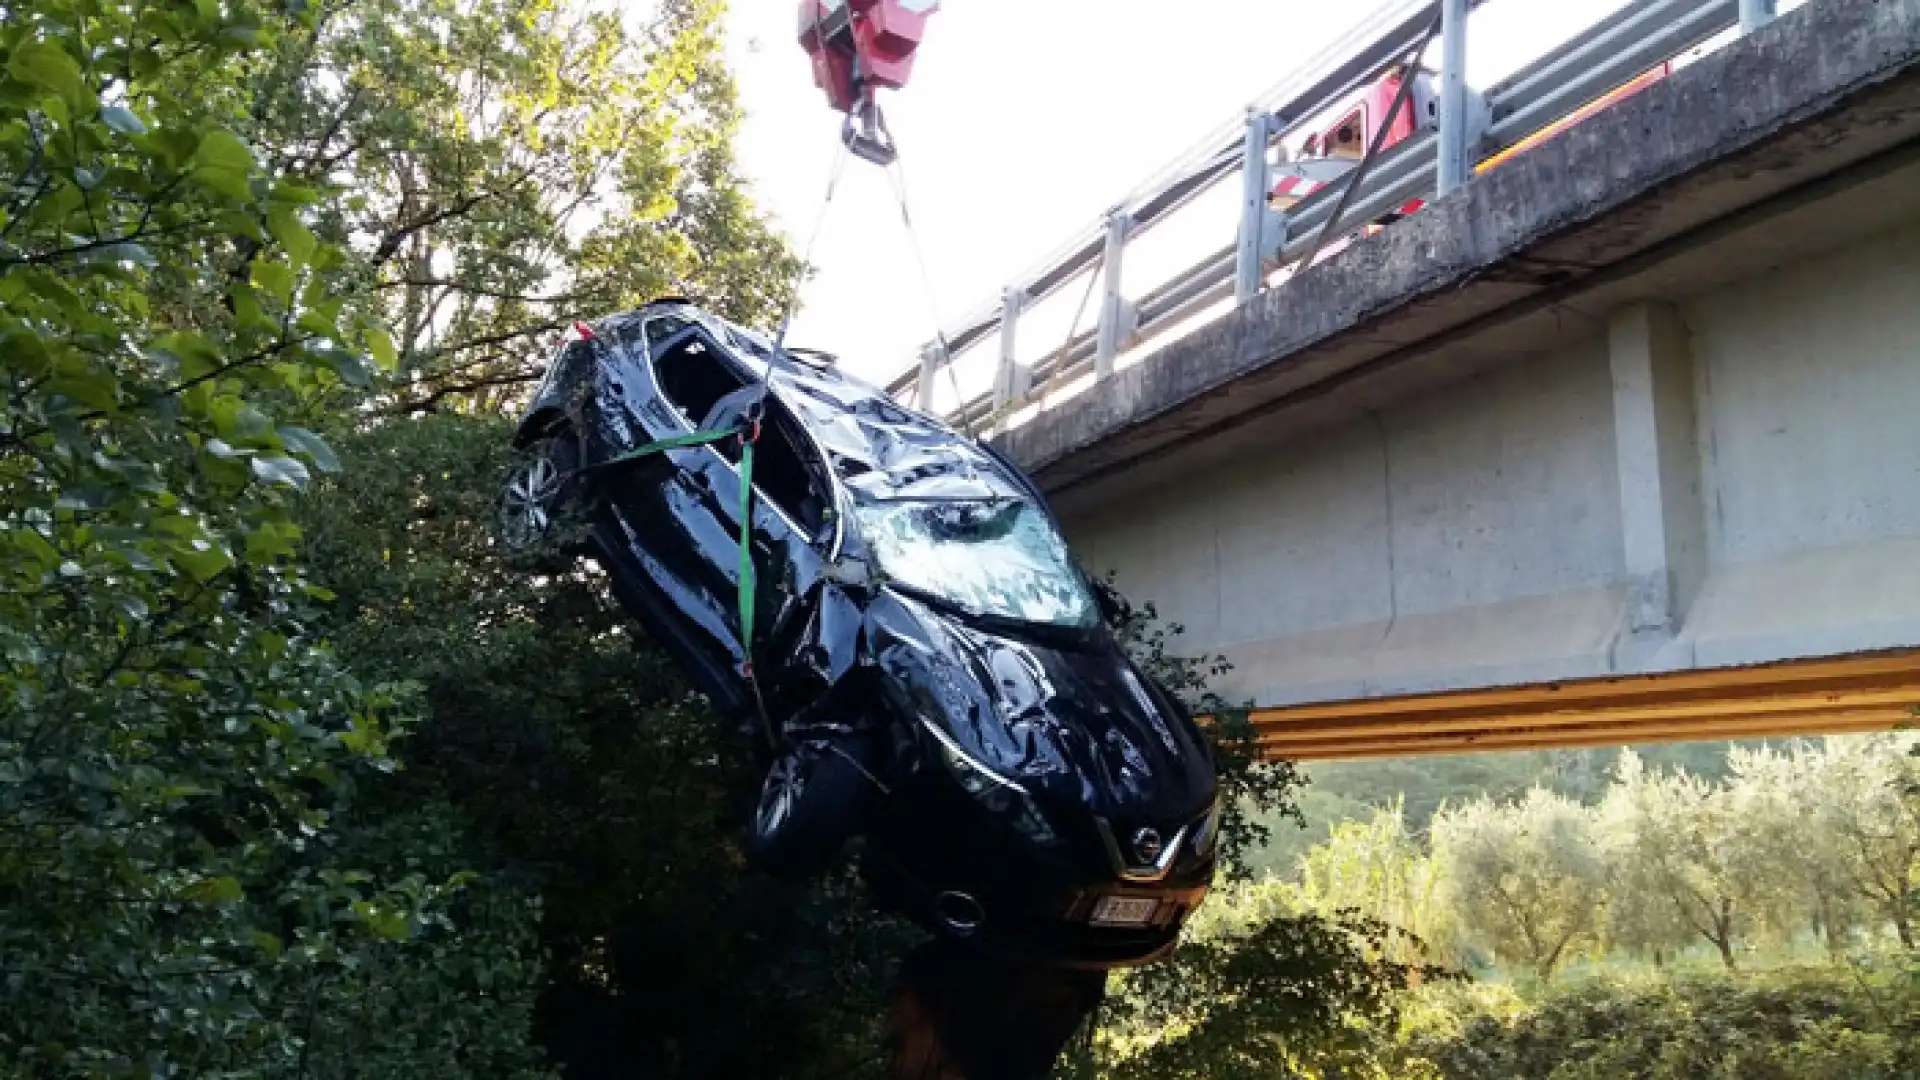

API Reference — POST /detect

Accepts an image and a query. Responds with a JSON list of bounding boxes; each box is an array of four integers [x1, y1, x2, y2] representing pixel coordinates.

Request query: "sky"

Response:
[[718, 0, 1646, 388]]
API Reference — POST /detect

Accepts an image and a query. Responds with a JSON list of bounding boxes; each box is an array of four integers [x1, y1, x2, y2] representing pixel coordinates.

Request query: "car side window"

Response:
[[644, 314, 691, 348], [703, 386, 828, 537], [653, 329, 748, 428]]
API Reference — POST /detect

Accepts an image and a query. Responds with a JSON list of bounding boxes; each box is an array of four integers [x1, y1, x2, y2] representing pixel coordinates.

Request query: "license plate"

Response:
[[1089, 896, 1159, 928]]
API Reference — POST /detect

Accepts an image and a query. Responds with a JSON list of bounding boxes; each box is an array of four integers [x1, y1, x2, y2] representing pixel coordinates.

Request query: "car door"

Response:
[[596, 315, 841, 715], [593, 317, 759, 714], [694, 383, 835, 682]]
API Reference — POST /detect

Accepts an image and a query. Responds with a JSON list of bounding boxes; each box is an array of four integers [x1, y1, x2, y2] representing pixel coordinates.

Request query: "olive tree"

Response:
[[1431, 789, 1605, 980], [1725, 742, 1871, 955], [1600, 753, 1767, 970], [1805, 735, 1920, 950]]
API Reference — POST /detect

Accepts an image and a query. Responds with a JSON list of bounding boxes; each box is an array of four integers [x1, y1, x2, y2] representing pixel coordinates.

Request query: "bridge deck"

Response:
[[996, 0, 1920, 758]]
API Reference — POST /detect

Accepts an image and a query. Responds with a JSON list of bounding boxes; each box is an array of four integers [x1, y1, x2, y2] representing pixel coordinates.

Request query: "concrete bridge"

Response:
[[973, 0, 1920, 759]]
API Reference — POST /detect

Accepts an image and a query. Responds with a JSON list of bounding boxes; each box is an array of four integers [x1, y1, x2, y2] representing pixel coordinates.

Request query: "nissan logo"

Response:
[[1132, 827, 1164, 864]]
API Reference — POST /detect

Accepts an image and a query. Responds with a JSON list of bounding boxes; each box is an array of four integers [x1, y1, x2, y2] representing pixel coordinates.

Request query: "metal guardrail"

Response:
[[889, 0, 1785, 427]]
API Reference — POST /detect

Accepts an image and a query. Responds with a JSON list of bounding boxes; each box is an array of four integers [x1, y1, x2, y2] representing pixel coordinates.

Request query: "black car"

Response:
[[499, 299, 1218, 969]]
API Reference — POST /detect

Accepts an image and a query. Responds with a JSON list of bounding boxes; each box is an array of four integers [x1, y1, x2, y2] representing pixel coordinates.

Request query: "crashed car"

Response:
[[499, 299, 1218, 968]]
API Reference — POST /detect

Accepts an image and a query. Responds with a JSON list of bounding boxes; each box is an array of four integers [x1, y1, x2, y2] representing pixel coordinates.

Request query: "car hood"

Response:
[[866, 592, 1217, 824]]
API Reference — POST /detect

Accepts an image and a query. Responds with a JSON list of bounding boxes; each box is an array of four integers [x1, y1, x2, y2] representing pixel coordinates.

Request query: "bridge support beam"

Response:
[[1609, 302, 1707, 666]]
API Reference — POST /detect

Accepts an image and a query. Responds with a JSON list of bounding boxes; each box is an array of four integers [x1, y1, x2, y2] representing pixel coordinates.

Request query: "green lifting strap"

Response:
[[588, 427, 743, 470], [589, 423, 761, 677], [737, 438, 758, 675]]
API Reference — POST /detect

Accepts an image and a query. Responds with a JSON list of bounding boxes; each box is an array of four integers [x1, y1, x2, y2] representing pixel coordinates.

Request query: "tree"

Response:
[[1293, 800, 1455, 966], [244, 0, 799, 416], [300, 414, 916, 1079], [1725, 742, 1870, 956], [1077, 913, 1431, 1080], [1600, 752, 1766, 970], [1807, 735, 1920, 949], [1430, 789, 1604, 980], [1, 0, 547, 1073]]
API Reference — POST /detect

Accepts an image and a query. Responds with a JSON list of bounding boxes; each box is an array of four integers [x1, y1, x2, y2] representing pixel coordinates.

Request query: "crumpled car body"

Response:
[[509, 300, 1218, 968]]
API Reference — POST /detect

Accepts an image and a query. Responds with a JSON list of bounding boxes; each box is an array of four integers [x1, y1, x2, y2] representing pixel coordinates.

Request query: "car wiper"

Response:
[[785, 347, 838, 369]]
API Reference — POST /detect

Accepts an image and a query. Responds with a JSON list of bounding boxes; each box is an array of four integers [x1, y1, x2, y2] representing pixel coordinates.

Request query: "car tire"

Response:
[[883, 941, 1105, 1080], [744, 738, 873, 881], [499, 432, 589, 568]]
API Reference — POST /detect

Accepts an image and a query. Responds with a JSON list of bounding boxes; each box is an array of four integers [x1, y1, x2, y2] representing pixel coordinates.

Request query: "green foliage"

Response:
[[1277, 741, 1762, 845], [1293, 802, 1452, 967], [1599, 751, 1768, 969], [1724, 743, 1873, 958], [1433, 789, 1605, 979], [301, 414, 912, 1080], [1085, 600, 1435, 1078], [244, 0, 799, 415], [1793, 737, 1920, 949], [1108, 597, 1303, 879], [0, 0, 548, 1073], [1262, 736, 1919, 985], [1393, 964, 1920, 1079], [1087, 913, 1435, 1080]]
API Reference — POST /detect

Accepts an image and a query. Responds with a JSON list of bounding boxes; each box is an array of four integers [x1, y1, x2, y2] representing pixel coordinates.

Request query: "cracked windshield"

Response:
[[858, 498, 1097, 627]]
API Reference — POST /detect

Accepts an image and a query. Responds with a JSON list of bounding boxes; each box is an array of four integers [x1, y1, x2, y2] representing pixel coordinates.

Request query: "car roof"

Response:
[[607, 301, 1027, 503]]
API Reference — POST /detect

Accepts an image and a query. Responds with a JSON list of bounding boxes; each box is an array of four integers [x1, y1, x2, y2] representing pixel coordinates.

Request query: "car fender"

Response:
[[513, 339, 598, 448]]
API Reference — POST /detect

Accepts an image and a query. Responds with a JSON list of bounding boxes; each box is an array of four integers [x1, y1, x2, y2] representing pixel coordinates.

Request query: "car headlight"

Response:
[[921, 720, 1060, 846], [1190, 797, 1222, 857]]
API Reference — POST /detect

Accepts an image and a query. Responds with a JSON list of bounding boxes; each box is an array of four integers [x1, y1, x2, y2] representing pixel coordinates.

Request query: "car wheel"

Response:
[[744, 738, 872, 880], [499, 433, 588, 566]]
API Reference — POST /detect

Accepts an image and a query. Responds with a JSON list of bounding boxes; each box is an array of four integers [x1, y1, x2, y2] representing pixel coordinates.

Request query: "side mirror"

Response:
[[1090, 576, 1133, 627]]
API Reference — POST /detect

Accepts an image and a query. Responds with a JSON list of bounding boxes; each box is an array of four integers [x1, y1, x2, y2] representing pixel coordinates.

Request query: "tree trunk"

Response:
[[1714, 934, 1738, 970], [1714, 898, 1738, 970], [1818, 894, 1847, 959], [1538, 938, 1569, 982]]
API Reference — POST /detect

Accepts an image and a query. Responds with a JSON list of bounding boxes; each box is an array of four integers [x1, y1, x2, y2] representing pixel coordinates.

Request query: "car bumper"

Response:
[[863, 795, 1216, 970]]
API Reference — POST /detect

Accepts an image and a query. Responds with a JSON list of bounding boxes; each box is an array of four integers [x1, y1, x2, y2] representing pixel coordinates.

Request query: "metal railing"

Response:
[[888, 0, 1784, 431]]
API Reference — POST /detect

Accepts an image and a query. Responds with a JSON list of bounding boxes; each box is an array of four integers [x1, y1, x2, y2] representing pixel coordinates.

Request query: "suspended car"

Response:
[[500, 299, 1219, 970]]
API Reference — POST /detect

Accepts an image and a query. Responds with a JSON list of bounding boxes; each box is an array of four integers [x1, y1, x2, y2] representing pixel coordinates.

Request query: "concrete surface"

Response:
[[1001, 0, 1920, 491], [998, 0, 1920, 728]]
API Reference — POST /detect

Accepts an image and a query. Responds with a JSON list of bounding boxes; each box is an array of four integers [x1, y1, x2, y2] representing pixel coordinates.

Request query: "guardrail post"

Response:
[[993, 286, 1028, 411], [1235, 107, 1274, 306], [916, 341, 942, 413], [1739, 0, 1775, 33], [1096, 208, 1136, 380], [1437, 0, 1470, 195]]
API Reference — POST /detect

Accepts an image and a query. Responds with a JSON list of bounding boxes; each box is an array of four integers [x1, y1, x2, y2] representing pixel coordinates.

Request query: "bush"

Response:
[[303, 414, 915, 1080], [1394, 965, 1920, 1079]]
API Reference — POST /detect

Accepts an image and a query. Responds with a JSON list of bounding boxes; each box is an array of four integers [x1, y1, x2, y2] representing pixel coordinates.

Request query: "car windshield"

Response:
[[856, 497, 1097, 628]]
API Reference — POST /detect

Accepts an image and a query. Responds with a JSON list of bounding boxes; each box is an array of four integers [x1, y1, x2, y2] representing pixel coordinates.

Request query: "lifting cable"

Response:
[[882, 155, 972, 437], [772, 142, 853, 354]]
